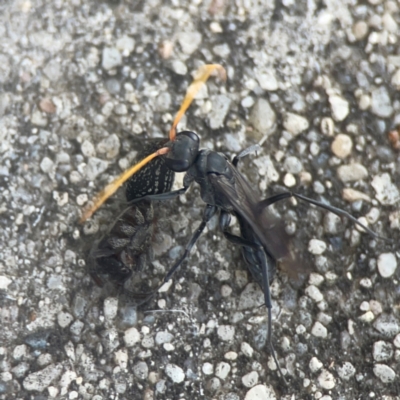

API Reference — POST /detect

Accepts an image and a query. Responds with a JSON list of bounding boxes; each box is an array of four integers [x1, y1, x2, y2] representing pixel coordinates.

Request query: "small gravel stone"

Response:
[[337, 163, 368, 183], [337, 362, 356, 381], [311, 321, 328, 338], [0, 276, 12, 290], [177, 31, 202, 55], [57, 311, 73, 328], [208, 94, 231, 129], [342, 188, 371, 203], [370, 86, 393, 118], [283, 156, 302, 174], [242, 371, 259, 388], [104, 297, 118, 320], [171, 60, 187, 75], [202, 362, 214, 375], [40, 157, 55, 176], [309, 273, 324, 286], [102, 47, 122, 70], [305, 285, 324, 302], [165, 363, 185, 383], [309, 357, 323, 372], [155, 331, 174, 345], [373, 364, 396, 383], [329, 94, 349, 121], [85, 158, 109, 181], [373, 314, 400, 338], [241, 342, 254, 357], [377, 253, 397, 278], [23, 364, 63, 392], [371, 173, 400, 205], [359, 311, 375, 323], [249, 98, 276, 139], [318, 369, 336, 390], [394, 333, 400, 348], [116, 36, 135, 55], [353, 21, 369, 40], [244, 384, 276, 400], [331, 134, 352, 158], [373, 341, 393, 362], [283, 112, 309, 136], [114, 349, 128, 370], [217, 325, 235, 341], [238, 283, 264, 310], [308, 239, 327, 255], [215, 362, 231, 380], [255, 70, 278, 91], [81, 140, 95, 157], [96, 134, 120, 159], [133, 361, 148, 380], [283, 173, 296, 187]]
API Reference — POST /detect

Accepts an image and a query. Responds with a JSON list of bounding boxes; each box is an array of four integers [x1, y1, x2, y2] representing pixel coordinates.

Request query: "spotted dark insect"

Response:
[[82, 64, 388, 382]]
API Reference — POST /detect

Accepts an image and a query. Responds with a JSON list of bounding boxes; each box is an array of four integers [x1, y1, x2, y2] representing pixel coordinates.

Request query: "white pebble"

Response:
[[202, 362, 214, 375], [342, 188, 371, 203], [241, 342, 254, 357], [329, 95, 349, 121], [283, 112, 309, 136], [215, 362, 231, 380], [165, 364, 185, 383], [309, 357, 323, 372], [217, 325, 235, 341], [337, 362, 355, 381], [311, 321, 328, 338], [371, 173, 400, 205], [242, 371, 259, 388], [308, 239, 327, 255], [305, 285, 324, 302], [337, 163, 368, 183], [318, 369, 336, 389], [23, 364, 63, 392], [283, 173, 296, 187], [124, 327, 140, 347], [377, 253, 397, 278], [331, 134, 352, 158], [373, 341, 393, 362], [359, 311, 375, 323], [104, 297, 118, 320], [373, 314, 400, 337], [244, 384, 276, 400], [102, 47, 122, 70], [373, 364, 396, 383], [57, 311, 73, 328], [370, 86, 393, 118], [155, 331, 174, 345]]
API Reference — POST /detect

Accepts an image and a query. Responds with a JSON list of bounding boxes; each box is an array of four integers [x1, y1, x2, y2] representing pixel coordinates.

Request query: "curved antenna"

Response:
[[169, 64, 226, 140], [80, 64, 226, 223]]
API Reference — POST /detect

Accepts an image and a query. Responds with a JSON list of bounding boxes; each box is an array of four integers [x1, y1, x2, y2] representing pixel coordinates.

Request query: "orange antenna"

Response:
[[81, 64, 226, 223], [169, 64, 226, 140]]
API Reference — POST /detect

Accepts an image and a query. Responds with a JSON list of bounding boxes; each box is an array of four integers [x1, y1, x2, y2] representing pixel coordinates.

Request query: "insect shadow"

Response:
[[82, 64, 389, 383]]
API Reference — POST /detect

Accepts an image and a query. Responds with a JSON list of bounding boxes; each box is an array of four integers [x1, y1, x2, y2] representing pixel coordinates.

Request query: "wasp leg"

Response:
[[219, 211, 287, 384], [232, 144, 262, 167], [258, 191, 388, 241]]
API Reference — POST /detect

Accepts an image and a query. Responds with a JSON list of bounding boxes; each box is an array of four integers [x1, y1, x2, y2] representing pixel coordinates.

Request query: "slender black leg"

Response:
[[258, 191, 389, 241], [219, 211, 287, 383], [232, 144, 262, 167]]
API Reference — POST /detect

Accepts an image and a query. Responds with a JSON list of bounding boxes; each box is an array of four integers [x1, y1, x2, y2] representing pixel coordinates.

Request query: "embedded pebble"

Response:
[[373, 314, 400, 337], [391, 69, 400, 90], [318, 369, 336, 389], [23, 364, 63, 392], [217, 325, 235, 341], [320, 117, 334, 136], [40, 157, 55, 176], [309, 357, 323, 372], [133, 361, 148, 380], [242, 371, 258, 388], [102, 47, 122, 70], [165, 363, 185, 383], [308, 239, 327, 255], [359, 311, 375, 323], [208, 94, 231, 129], [373, 341, 393, 362], [373, 364, 396, 383], [244, 384, 276, 400], [370, 86, 393, 118], [394, 333, 400, 348], [215, 362, 231, 380], [329, 95, 349, 121], [371, 173, 400, 205], [283, 112, 309, 136], [283, 173, 296, 187], [238, 283, 264, 310], [96, 134, 120, 159], [337, 362, 355, 381], [305, 285, 324, 302], [116, 36, 135, 55], [255, 70, 278, 91], [311, 321, 328, 338], [81, 140, 95, 157], [283, 156, 302, 174], [241, 342, 254, 358], [155, 331, 174, 345], [57, 311, 73, 328], [337, 163, 368, 183], [331, 134, 352, 158], [323, 213, 341, 234], [171, 60, 187, 75], [114, 349, 128, 370], [202, 362, 214, 375], [249, 98, 276, 138], [0, 276, 12, 290], [85, 158, 109, 181], [104, 297, 118, 320], [342, 188, 371, 203], [377, 253, 397, 278], [353, 21, 368, 40], [309, 273, 324, 286], [177, 31, 202, 55]]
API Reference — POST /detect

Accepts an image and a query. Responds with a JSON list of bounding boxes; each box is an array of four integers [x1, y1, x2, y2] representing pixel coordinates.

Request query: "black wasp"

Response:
[[82, 64, 387, 382]]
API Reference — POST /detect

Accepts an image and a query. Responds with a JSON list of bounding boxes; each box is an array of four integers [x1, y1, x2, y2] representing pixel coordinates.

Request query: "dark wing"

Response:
[[208, 163, 290, 262]]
